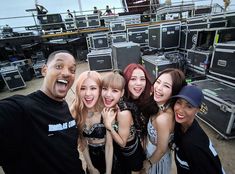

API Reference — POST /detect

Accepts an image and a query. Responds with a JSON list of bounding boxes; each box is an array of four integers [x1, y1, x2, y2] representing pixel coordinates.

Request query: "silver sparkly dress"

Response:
[[146, 119, 173, 174]]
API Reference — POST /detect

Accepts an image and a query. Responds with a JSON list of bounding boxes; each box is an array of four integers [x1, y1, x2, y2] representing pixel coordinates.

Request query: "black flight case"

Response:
[[191, 79, 235, 139], [87, 49, 113, 72], [148, 21, 180, 50], [127, 26, 148, 46], [142, 54, 179, 83], [0, 66, 26, 91], [208, 42, 235, 86], [112, 42, 141, 71]]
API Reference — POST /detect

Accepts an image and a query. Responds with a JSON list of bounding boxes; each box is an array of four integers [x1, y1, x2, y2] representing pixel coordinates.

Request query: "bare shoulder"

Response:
[[117, 110, 132, 120], [154, 108, 174, 126]]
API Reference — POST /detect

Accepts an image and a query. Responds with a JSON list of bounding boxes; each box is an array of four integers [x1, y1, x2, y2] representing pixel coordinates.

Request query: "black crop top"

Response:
[[83, 117, 106, 139]]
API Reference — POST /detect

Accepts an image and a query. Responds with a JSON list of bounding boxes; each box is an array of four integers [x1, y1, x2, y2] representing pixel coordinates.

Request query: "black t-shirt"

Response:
[[0, 90, 85, 174], [174, 120, 225, 174]]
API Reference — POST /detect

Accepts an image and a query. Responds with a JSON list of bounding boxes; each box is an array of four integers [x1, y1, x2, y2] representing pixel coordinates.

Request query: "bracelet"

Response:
[[147, 158, 152, 167], [106, 128, 111, 132]]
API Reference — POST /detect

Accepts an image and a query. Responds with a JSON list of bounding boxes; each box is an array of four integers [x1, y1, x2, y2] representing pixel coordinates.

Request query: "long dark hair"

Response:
[[142, 68, 187, 118]]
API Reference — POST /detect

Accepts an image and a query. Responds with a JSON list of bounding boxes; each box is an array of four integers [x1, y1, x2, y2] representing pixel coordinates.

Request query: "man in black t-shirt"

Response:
[[173, 85, 225, 174], [0, 50, 85, 174]]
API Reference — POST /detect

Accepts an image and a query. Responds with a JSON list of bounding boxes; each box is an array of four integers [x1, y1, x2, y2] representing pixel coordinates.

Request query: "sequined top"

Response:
[[118, 99, 146, 139], [112, 121, 136, 140], [83, 117, 106, 139]]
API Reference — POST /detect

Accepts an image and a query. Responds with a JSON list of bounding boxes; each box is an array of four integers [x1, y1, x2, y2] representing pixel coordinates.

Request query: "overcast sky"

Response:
[[0, 0, 233, 31]]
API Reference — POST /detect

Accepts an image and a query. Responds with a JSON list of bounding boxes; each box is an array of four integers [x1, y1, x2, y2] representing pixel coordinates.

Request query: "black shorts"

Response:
[[114, 137, 145, 172], [88, 144, 106, 174]]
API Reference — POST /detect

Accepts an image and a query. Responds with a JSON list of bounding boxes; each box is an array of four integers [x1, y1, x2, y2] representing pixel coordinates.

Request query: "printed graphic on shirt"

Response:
[[48, 120, 76, 132]]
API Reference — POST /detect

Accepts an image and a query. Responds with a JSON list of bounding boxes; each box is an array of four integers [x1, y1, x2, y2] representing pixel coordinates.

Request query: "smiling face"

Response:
[[128, 68, 146, 99], [153, 73, 173, 105], [80, 78, 100, 109], [101, 86, 123, 108], [41, 52, 76, 101], [174, 98, 199, 131]]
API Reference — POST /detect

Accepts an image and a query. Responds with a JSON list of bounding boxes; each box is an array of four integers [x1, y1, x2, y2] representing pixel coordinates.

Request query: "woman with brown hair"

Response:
[[142, 68, 187, 174]]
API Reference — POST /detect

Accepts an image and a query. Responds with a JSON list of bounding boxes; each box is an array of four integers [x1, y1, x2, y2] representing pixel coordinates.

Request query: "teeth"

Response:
[[85, 98, 93, 101], [57, 79, 68, 84], [155, 91, 163, 96], [177, 114, 184, 119], [134, 88, 142, 93]]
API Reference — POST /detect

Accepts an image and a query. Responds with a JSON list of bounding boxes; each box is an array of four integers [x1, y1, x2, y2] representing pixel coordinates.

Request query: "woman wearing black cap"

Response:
[[173, 85, 225, 174]]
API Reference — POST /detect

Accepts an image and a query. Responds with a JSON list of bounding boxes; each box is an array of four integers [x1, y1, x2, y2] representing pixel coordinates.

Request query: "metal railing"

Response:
[[0, 1, 234, 34]]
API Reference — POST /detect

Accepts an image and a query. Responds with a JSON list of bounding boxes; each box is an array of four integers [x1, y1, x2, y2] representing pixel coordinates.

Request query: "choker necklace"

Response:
[[158, 104, 165, 111], [157, 104, 168, 111]]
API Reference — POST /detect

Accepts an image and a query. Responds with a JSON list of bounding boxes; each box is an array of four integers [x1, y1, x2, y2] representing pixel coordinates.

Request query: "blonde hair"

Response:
[[102, 70, 126, 91], [70, 71, 103, 137]]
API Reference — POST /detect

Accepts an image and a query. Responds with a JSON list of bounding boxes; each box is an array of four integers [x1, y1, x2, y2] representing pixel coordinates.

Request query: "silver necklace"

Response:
[[87, 112, 94, 118]]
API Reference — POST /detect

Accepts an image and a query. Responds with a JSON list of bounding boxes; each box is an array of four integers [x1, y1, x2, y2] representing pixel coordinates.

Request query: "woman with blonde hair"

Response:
[[70, 71, 113, 174], [102, 70, 145, 174]]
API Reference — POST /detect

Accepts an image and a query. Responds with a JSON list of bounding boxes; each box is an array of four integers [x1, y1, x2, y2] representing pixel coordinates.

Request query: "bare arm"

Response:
[[105, 130, 113, 174], [143, 112, 173, 170], [102, 108, 132, 147], [81, 140, 100, 174], [110, 110, 132, 147]]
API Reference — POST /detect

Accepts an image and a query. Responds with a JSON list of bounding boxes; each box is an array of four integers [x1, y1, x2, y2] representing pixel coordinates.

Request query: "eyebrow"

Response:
[[157, 79, 172, 86]]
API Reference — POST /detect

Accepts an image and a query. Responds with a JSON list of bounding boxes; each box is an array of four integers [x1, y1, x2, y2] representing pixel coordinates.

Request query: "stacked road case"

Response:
[[208, 42, 235, 86], [142, 54, 179, 83], [10, 59, 33, 81], [86, 32, 109, 51], [64, 18, 76, 31], [110, 33, 127, 44], [112, 42, 141, 70], [87, 14, 100, 28], [75, 15, 87, 28], [40, 14, 65, 32], [109, 20, 126, 33], [191, 27, 235, 139], [87, 49, 113, 72], [149, 21, 180, 50], [187, 49, 212, 75], [0, 66, 26, 91], [75, 14, 100, 29], [127, 26, 148, 46], [192, 79, 235, 139]]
